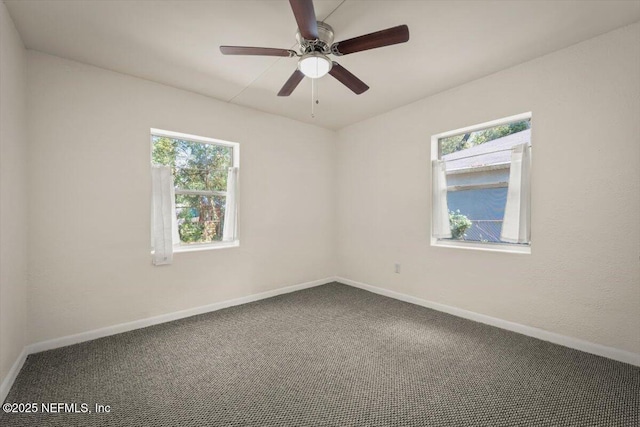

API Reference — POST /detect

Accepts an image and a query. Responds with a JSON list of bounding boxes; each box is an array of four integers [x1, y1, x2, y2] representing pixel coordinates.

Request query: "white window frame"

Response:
[[151, 128, 240, 253], [430, 112, 532, 255]]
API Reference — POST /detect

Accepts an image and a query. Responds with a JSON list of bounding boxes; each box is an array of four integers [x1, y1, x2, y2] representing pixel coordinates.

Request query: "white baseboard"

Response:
[[337, 277, 640, 367], [3, 274, 637, 403], [28, 276, 336, 354], [1, 347, 27, 404], [1, 276, 336, 401]]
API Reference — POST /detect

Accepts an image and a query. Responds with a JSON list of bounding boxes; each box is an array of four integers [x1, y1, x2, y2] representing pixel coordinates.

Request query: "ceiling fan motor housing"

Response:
[[296, 21, 334, 54]]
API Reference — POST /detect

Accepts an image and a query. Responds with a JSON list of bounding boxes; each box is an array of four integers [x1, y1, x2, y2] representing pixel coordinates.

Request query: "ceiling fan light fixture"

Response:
[[220, 0, 410, 96], [298, 52, 332, 79]]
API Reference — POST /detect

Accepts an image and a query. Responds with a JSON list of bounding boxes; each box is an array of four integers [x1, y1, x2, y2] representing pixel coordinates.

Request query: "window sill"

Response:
[[173, 241, 239, 253], [432, 239, 530, 254], [150, 241, 240, 256]]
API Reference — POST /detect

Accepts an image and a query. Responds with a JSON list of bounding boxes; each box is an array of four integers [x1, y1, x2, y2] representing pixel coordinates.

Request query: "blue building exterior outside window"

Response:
[[447, 187, 508, 242]]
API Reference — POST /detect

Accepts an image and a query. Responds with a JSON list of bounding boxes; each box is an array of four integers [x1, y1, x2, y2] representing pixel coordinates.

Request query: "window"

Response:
[[151, 129, 239, 255], [431, 113, 531, 253]]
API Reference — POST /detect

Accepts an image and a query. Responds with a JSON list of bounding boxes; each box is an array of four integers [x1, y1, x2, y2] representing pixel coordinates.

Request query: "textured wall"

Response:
[[336, 23, 640, 354], [26, 52, 336, 343], [0, 3, 28, 385], [9, 12, 640, 368]]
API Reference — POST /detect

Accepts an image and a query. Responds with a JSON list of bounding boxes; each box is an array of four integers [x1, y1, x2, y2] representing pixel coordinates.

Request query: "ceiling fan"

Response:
[[220, 0, 409, 96]]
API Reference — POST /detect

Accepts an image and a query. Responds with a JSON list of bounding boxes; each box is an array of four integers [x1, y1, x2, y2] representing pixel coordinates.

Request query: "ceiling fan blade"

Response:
[[289, 0, 318, 40], [329, 62, 369, 95], [331, 25, 409, 56], [220, 46, 295, 57], [278, 69, 305, 96]]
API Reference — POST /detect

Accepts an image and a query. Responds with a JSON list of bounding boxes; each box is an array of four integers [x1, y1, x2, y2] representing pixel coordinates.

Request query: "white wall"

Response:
[[8, 14, 640, 367], [336, 23, 640, 354], [27, 51, 336, 343], [0, 3, 28, 383]]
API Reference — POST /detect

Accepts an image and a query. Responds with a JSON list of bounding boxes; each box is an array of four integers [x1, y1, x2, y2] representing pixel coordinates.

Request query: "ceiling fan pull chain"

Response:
[[311, 78, 316, 118]]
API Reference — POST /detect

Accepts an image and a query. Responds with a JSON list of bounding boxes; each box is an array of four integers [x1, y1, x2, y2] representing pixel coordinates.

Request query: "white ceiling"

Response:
[[5, 0, 640, 130]]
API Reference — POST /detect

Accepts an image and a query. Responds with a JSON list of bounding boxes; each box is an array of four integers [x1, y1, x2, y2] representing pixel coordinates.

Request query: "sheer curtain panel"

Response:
[[501, 143, 531, 244], [151, 165, 177, 265], [432, 160, 452, 239], [222, 167, 239, 242]]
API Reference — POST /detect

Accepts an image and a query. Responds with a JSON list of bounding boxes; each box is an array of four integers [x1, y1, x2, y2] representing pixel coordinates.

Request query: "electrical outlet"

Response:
[[394, 263, 401, 274]]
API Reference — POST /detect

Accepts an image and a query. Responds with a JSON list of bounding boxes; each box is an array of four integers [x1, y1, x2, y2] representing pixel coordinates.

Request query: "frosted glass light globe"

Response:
[[298, 53, 332, 79]]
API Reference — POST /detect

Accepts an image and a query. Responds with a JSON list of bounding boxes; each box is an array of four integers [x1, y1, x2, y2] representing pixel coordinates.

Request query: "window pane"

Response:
[[175, 194, 226, 244], [437, 119, 531, 245], [439, 119, 530, 156], [174, 167, 229, 193], [152, 136, 232, 192], [447, 188, 507, 243], [151, 136, 177, 166]]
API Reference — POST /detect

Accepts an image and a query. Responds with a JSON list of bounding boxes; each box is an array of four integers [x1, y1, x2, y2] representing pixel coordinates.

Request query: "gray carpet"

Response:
[[1, 282, 638, 426]]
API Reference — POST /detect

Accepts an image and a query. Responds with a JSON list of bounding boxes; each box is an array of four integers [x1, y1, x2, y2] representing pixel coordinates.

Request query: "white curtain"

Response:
[[222, 167, 239, 242], [432, 160, 452, 239], [151, 165, 178, 265], [501, 143, 531, 244]]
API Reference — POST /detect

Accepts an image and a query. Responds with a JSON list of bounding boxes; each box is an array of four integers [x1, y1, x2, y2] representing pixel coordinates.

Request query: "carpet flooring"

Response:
[[1, 282, 638, 426]]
